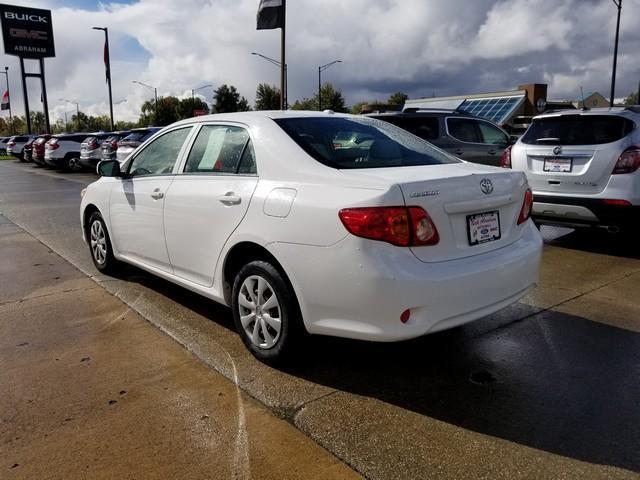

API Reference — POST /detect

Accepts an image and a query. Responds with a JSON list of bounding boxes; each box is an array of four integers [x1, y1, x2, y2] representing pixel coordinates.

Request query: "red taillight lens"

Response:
[[47, 140, 59, 150], [501, 145, 512, 168], [601, 199, 632, 206], [7, 141, 15, 147], [338, 206, 439, 247], [110, 140, 118, 149], [612, 147, 640, 174], [517, 189, 533, 225]]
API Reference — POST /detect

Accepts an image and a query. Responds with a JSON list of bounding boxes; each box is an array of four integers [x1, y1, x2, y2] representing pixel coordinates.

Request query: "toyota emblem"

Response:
[[553, 146, 562, 155], [480, 178, 494, 195]]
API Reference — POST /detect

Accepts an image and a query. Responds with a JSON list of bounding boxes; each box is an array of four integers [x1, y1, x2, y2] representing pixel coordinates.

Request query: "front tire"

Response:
[[87, 212, 120, 274], [231, 260, 304, 364]]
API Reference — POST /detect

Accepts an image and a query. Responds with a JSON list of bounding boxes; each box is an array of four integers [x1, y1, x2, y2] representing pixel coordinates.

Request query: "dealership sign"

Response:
[[0, 4, 55, 58]]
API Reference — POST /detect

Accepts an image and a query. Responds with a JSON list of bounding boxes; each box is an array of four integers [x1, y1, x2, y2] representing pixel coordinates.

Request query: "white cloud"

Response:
[[3, 0, 640, 126]]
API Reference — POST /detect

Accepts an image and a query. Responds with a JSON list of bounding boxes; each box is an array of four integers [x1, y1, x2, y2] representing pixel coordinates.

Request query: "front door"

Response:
[[109, 126, 193, 272]]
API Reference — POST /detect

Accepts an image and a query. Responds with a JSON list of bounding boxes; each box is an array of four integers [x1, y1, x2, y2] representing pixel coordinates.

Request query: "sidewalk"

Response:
[[0, 215, 360, 480]]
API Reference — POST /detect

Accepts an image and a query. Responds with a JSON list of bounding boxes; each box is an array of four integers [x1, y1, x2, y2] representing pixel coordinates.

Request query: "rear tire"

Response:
[[231, 260, 304, 364], [67, 156, 83, 172], [87, 212, 120, 274]]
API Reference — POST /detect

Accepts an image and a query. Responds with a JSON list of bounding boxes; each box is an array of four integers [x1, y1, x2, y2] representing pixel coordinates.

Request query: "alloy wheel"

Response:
[[237, 275, 282, 349], [90, 220, 107, 266]]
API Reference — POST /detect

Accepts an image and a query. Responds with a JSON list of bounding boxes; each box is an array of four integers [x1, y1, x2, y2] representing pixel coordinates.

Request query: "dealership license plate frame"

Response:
[[543, 157, 573, 172], [467, 210, 501, 246]]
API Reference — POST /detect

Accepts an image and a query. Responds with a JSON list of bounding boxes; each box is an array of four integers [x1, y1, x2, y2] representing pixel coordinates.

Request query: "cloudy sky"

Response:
[[5, 0, 640, 124]]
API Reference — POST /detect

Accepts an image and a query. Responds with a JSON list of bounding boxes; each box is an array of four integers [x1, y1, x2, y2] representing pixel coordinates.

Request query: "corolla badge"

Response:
[[479, 178, 494, 195], [553, 146, 562, 155]]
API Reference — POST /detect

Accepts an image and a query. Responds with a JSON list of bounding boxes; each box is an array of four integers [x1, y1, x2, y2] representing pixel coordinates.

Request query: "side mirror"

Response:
[[97, 159, 121, 177]]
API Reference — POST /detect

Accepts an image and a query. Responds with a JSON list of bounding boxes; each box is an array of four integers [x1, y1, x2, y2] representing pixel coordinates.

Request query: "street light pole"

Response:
[[318, 60, 342, 111], [92, 27, 114, 130], [251, 52, 288, 108], [610, 0, 622, 107], [133, 80, 158, 123], [60, 98, 81, 131], [1, 66, 13, 134], [191, 84, 213, 109]]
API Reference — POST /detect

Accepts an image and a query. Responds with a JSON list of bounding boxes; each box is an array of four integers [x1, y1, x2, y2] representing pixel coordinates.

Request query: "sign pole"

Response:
[[19, 57, 31, 134], [280, 0, 286, 110], [39, 58, 50, 133]]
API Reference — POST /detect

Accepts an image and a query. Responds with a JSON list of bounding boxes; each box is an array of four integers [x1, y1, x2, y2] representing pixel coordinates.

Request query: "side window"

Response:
[[478, 121, 509, 145], [237, 139, 257, 174], [397, 117, 439, 140], [184, 125, 250, 174], [129, 127, 191, 177], [447, 118, 483, 143]]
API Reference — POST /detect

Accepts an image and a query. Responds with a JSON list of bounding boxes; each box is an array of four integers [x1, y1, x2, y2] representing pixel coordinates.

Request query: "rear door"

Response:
[[445, 117, 488, 163], [109, 126, 194, 272], [163, 124, 259, 287], [514, 114, 635, 194]]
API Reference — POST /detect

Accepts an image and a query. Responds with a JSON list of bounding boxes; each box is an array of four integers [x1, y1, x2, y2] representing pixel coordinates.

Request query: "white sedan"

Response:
[[80, 111, 542, 363]]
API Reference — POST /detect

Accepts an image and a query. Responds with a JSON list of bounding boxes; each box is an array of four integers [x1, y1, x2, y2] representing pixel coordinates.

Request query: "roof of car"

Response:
[[534, 106, 640, 119], [171, 110, 354, 128]]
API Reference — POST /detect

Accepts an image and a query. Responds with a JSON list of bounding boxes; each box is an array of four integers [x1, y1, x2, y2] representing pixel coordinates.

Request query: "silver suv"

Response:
[[505, 107, 640, 232], [79, 133, 112, 171], [44, 133, 90, 171]]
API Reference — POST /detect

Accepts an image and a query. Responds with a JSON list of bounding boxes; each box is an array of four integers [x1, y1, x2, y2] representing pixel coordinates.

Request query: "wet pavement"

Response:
[[0, 160, 639, 479]]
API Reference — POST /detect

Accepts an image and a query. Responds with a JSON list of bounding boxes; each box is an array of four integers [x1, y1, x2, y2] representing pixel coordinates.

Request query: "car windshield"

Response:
[[521, 115, 634, 145], [274, 117, 458, 169]]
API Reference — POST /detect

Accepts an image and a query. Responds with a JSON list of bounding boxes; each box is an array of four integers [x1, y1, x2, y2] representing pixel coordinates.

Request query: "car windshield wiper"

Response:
[[536, 137, 561, 144]]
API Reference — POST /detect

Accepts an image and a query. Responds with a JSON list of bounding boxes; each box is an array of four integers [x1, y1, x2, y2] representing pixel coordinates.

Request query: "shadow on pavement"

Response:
[[542, 225, 640, 260], [283, 311, 640, 473]]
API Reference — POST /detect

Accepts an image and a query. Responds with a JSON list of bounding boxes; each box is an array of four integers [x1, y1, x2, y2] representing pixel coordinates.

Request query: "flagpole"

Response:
[[93, 27, 114, 130], [280, 0, 286, 110], [2, 67, 13, 134]]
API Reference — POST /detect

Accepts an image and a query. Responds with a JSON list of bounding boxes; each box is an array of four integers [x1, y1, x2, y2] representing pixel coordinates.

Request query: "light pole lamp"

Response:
[[60, 98, 80, 131], [1, 67, 13, 133], [610, 0, 622, 107], [191, 83, 213, 107], [318, 60, 342, 111], [92, 27, 114, 130], [251, 52, 288, 109], [133, 80, 158, 123]]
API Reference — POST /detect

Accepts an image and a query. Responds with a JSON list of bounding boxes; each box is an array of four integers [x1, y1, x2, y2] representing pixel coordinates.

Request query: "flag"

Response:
[[1, 90, 8, 110], [257, 0, 284, 30], [104, 40, 111, 83]]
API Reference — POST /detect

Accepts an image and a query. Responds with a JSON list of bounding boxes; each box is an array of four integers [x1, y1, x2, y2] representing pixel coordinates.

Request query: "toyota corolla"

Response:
[[80, 111, 542, 363]]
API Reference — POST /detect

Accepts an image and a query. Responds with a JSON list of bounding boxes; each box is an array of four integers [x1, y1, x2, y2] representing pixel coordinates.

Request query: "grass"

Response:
[[0, 155, 14, 160]]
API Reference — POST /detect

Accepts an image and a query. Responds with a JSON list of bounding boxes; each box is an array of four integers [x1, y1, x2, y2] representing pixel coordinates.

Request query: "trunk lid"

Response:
[[340, 164, 529, 263]]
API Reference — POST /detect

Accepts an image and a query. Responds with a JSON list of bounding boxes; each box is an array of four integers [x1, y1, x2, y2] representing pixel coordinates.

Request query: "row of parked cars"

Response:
[[1, 127, 161, 172]]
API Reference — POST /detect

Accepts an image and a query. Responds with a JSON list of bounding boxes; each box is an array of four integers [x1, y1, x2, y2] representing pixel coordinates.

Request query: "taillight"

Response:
[[110, 139, 118, 149], [88, 139, 98, 149], [612, 147, 640, 174], [338, 206, 439, 247], [500, 145, 512, 168], [47, 139, 59, 150], [7, 141, 15, 147], [517, 189, 533, 225]]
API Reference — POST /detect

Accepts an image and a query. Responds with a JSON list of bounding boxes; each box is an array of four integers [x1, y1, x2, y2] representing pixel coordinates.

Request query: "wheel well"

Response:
[[222, 242, 290, 305], [83, 204, 100, 235]]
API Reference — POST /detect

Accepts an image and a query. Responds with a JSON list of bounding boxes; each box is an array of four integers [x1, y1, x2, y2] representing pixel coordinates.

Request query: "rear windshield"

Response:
[[274, 117, 458, 169], [121, 128, 159, 143], [521, 115, 635, 145]]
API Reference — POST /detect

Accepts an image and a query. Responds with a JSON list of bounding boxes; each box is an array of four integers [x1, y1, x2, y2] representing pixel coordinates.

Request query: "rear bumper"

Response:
[[79, 154, 102, 169], [44, 154, 67, 168], [532, 193, 639, 228], [269, 221, 542, 342]]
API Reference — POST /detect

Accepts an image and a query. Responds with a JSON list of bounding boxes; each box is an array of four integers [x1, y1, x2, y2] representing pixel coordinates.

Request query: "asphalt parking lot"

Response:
[[1, 160, 639, 479]]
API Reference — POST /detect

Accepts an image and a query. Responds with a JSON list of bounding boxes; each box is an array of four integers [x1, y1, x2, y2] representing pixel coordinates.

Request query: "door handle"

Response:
[[488, 149, 496, 155], [150, 188, 164, 200], [218, 192, 241, 206], [454, 149, 464, 155]]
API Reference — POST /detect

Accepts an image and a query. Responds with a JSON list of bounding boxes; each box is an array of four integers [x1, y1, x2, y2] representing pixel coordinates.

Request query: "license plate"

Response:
[[543, 157, 572, 172], [467, 211, 501, 246]]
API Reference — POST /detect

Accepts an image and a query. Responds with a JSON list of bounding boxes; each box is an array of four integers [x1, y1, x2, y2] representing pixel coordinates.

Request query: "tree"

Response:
[[388, 91, 408, 107], [351, 101, 368, 114], [213, 84, 251, 113], [255, 83, 281, 110], [623, 91, 638, 105], [291, 83, 348, 113], [177, 97, 209, 119]]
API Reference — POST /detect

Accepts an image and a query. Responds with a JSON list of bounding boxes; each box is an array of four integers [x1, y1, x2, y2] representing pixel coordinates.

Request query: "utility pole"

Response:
[[610, 0, 622, 107]]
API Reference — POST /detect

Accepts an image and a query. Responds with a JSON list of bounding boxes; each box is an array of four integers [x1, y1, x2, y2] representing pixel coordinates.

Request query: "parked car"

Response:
[[368, 110, 512, 166], [23, 136, 36, 162], [80, 111, 542, 363], [0, 136, 10, 155], [115, 127, 161, 164], [31, 134, 52, 166], [99, 131, 130, 163], [505, 107, 640, 233], [7, 135, 33, 161], [79, 132, 113, 171], [44, 133, 89, 171]]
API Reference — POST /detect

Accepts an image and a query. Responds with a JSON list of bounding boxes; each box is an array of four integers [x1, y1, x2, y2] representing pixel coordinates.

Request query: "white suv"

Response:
[[503, 107, 640, 232]]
